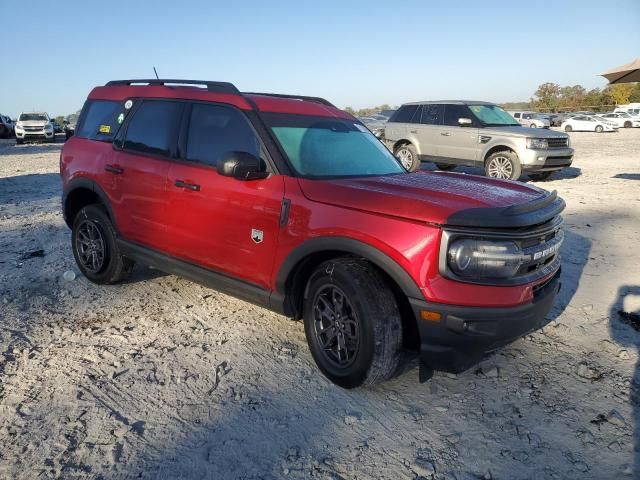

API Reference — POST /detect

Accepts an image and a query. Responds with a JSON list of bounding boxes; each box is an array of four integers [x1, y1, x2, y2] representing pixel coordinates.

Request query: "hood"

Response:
[[19, 120, 49, 127], [298, 171, 558, 227], [482, 125, 565, 138]]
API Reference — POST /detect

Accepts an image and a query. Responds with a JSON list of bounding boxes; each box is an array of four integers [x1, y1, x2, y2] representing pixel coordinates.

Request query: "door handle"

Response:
[[175, 179, 200, 192], [105, 164, 123, 174], [440, 132, 451, 136], [410, 130, 418, 134]]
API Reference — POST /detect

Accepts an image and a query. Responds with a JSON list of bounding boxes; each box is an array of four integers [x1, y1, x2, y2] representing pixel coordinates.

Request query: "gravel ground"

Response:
[[0, 130, 639, 479]]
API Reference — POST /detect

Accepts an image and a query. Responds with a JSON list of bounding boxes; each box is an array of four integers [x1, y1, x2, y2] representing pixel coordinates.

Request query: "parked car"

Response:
[[614, 104, 640, 117], [64, 120, 76, 140], [561, 115, 618, 133], [597, 112, 640, 128], [357, 115, 386, 138], [552, 113, 576, 126], [508, 111, 550, 128], [14, 112, 55, 144], [61, 79, 565, 387], [384, 100, 573, 180], [0, 114, 14, 138], [51, 120, 63, 133]]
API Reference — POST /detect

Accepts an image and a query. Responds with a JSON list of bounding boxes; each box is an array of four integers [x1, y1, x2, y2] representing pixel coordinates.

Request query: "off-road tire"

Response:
[[564, 125, 573, 132], [303, 258, 403, 388], [394, 144, 420, 172], [528, 171, 554, 181], [435, 163, 456, 171], [595, 125, 604, 133], [71, 204, 133, 284], [485, 151, 522, 180]]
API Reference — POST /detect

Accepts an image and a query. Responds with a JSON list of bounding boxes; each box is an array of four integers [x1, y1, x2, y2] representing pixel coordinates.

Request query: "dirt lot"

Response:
[[1, 130, 639, 479]]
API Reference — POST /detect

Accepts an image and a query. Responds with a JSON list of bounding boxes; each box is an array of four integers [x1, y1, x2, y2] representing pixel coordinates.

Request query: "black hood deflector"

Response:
[[446, 190, 565, 229]]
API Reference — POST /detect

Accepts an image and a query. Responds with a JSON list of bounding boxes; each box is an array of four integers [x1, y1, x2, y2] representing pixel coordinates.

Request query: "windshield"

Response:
[[265, 114, 405, 178], [468, 105, 520, 126], [19, 113, 48, 122]]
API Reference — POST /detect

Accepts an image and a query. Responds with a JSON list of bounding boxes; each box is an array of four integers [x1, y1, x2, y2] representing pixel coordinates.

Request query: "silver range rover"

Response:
[[384, 100, 574, 181]]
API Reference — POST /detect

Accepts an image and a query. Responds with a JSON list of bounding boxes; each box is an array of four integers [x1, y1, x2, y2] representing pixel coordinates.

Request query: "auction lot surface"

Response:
[[1, 130, 639, 479]]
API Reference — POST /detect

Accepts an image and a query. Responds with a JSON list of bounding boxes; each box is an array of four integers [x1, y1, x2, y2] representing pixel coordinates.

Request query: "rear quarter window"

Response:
[[75, 100, 128, 141], [389, 105, 419, 123]]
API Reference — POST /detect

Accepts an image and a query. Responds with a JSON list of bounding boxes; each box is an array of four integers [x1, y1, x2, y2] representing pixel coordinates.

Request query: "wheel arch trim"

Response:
[[275, 236, 423, 300], [63, 177, 119, 232]]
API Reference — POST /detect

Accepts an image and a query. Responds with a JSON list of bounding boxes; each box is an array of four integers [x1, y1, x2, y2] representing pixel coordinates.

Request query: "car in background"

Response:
[[508, 111, 550, 128], [561, 115, 618, 133], [14, 112, 56, 144], [357, 115, 386, 138], [0, 114, 14, 138], [385, 100, 573, 180], [64, 120, 76, 140], [51, 119, 63, 133], [597, 112, 640, 128], [614, 104, 640, 117], [552, 113, 575, 126], [377, 109, 396, 120]]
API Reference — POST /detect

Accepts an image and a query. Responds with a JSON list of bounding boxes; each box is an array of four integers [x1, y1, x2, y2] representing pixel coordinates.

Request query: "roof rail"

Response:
[[105, 79, 240, 94], [243, 92, 335, 108]]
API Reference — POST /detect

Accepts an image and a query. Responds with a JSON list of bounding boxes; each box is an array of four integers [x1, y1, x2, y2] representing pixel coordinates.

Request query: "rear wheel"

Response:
[[435, 163, 456, 171], [564, 125, 573, 132], [485, 151, 522, 180], [624, 121, 632, 128], [71, 204, 133, 284], [303, 258, 403, 388], [595, 125, 604, 133], [394, 144, 420, 172], [528, 171, 554, 181], [530, 123, 537, 128]]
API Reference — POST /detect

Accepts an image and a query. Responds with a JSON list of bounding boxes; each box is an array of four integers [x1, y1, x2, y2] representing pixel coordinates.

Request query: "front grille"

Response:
[[547, 137, 569, 148], [24, 126, 43, 132]]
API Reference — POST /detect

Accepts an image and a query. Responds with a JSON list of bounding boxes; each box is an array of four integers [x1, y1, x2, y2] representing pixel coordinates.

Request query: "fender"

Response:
[[275, 236, 423, 300], [62, 177, 119, 232]]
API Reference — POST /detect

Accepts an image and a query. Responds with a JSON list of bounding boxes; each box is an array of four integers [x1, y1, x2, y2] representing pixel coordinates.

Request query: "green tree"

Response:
[[605, 83, 634, 105], [344, 106, 355, 114], [54, 115, 65, 126], [532, 82, 561, 111], [629, 83, 640, 103]]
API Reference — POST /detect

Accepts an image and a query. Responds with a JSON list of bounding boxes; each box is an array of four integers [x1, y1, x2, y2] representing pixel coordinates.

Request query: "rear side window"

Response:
[[443, 105, 470, 126], [420, 104, 444, 125], [76, 100, 125, 141], [186, 103, 260, 166], [389, 105, 419, 123], [123, 101, 183, 157]]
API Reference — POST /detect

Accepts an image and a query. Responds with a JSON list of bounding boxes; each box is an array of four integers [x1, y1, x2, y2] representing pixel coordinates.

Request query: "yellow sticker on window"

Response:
[[99, 124, 111, 134]]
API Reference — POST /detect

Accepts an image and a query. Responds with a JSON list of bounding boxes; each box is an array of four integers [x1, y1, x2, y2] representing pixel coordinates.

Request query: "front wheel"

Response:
[[394, 144, 420, 172], [530, 123, 537, 128], [303, 258, 403, 388], [624, 121, 632, 128], [595, 125, 604, 133], [564, 125, 573, 132], [485, 151, 522, 180], [71, 204, 134, 284], [435, 163, 456, 171]]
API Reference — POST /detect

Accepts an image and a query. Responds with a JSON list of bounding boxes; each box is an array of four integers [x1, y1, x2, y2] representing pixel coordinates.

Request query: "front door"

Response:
[[163, 102, 284, 289], [436, 104, 479, 166]]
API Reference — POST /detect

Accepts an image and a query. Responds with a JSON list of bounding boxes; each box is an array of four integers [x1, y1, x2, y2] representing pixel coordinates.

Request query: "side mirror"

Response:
[[217, 151, 269, 180], [458, 118, 473, 127]]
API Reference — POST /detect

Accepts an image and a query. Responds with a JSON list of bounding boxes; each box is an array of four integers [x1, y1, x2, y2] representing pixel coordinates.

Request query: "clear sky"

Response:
[[1, 0, 639, 117]]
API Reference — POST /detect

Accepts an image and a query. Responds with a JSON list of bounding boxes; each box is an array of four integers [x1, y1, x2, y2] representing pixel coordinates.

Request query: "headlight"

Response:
[[447, 238, 524, 279], [526, 138, 548, 149]]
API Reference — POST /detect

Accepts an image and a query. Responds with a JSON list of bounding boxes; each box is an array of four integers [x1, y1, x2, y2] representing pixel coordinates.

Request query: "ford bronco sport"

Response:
[[385, 101, 573, 181], [61, 80, 565, 388]]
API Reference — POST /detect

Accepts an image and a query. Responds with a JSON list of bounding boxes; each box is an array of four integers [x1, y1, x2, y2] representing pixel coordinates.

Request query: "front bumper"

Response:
[[411, 269, 561, 374], [15, 129, 54, 140], [521, 146, 574, 171]]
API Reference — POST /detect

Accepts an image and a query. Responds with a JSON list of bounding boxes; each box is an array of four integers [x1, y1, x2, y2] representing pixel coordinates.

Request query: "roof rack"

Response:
[[105, 79, 241, 94], [243, 92, 335, 108]]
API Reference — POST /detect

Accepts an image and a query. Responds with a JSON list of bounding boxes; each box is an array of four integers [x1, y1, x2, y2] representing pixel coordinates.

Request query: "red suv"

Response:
[[61, 79, 564, 388]]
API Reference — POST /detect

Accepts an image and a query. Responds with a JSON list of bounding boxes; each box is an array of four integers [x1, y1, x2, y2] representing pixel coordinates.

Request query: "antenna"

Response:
[[153, 66, 159, 80]]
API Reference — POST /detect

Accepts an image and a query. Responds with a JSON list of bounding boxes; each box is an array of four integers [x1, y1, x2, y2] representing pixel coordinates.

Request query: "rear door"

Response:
[[164, 102, 284, 289], [109, 99, 184, 250], [437, 104, 479, 165], [414, 104, 442, 160]]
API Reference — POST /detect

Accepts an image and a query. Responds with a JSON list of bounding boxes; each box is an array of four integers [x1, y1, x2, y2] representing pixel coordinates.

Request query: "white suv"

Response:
[[508, 111, 550, 128], [15, 112, 55, 144]]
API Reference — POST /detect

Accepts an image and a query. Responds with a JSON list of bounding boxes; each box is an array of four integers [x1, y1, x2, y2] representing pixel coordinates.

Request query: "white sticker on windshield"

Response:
[[355, 124, 370, 133]]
